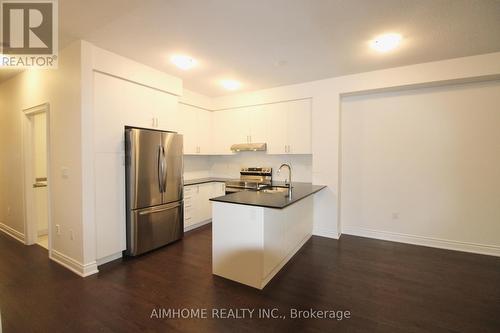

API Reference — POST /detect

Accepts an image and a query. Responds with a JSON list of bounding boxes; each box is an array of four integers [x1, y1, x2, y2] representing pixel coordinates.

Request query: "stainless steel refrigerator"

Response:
[[125, 127, 184, 256]]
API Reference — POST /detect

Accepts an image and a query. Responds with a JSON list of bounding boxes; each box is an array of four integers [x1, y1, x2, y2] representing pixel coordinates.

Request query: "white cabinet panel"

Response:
[[212, 111, 228, 154], [212, 109, 247, 154], [179, 104, 212, 155], [183, 182, 226, 230], [264, 99, 311, 154], [159, 105, 182, 133], [93, 72, 179, 154], [95, 152, 126, 259], [265, 103, 288, 154], [178, 105, 198, 154], [183, 185, 197, 227], [211, 182, 226, 198], [198, 183, 213, 222], [287, 99, 312, 154], [247, 105, 267, 143], [176, 98, 310, 156], [197, 109, 212, 154]]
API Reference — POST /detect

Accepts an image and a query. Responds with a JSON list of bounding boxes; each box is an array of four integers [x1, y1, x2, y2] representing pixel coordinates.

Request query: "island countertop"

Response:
[[209, 182, 326, 209]]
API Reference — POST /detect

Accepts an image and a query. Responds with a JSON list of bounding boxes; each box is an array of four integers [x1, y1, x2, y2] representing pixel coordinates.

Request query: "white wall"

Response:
[[184, 153, 312, 183], [184, 156, 212, 180], [209, 153, 312, 183], [0, 41, 85, 262], [341, 80, 500, 251]]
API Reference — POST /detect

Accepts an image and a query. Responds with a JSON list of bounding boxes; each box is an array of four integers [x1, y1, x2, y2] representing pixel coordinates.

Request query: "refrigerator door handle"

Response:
[[157, 145, 164, 193], [162, 145, 167, 193]]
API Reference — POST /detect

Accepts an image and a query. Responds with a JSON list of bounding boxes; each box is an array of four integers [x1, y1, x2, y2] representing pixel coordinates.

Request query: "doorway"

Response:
[[22, 104, 51, 251]]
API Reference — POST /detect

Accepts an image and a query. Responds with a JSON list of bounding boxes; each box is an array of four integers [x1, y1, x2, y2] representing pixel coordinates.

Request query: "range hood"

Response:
[[230, 143, 267, 152]]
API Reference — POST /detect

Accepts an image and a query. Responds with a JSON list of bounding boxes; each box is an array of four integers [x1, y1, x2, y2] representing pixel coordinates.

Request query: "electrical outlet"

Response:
[[392, 212, 400, 220], [55, 224, 61, 235]]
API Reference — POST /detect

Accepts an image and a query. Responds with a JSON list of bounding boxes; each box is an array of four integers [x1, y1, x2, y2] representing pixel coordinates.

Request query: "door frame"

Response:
[[22, 103, 51, 250]]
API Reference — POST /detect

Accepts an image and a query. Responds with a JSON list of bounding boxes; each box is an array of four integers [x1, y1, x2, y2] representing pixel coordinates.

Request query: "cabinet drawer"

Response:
[[184, 185, 196, 193], [184, 216, 194, 227]]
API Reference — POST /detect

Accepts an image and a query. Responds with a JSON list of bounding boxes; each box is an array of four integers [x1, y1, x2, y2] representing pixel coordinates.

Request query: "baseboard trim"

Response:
[[38, 229, 48, 237], [184, 219, 212, 232], [0, 223, 25, 244], [313, 227, 340, 239], [97, 252, 123, 266], [50, 250, 99, 277], [342, 226, 500, 257]]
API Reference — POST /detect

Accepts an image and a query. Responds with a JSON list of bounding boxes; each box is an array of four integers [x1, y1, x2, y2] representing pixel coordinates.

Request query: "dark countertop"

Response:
[[184, 177, 236, 186], [209, 182, 326, 209]]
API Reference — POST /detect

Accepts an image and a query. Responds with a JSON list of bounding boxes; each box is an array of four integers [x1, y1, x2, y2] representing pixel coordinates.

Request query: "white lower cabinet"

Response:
[[184, 182, 226, 230]]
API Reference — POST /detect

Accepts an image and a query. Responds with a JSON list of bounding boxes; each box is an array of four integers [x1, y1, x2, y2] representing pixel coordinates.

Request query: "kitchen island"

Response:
[[210, 183, 325, 289]]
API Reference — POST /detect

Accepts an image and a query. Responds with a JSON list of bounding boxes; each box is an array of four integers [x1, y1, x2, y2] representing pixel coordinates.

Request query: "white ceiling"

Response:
[[3, 0, 500, 96]]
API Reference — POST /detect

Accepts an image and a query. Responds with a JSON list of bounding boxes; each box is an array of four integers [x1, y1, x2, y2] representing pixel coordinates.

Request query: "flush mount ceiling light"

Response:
[[370, 33, 402, 53], [220, 79, 242, 91], [170, 54, 197, 70]]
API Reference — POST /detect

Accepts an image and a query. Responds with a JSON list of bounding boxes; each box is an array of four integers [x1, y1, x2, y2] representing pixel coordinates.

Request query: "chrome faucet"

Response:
[[277, 163, 292, 198]]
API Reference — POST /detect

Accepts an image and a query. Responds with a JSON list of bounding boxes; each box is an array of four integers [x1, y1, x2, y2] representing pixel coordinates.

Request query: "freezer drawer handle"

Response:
[[138, 202, 182, 215]]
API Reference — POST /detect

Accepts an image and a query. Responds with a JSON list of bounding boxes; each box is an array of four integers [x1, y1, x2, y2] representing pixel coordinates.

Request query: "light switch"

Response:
[[61, 167, 69, 179]]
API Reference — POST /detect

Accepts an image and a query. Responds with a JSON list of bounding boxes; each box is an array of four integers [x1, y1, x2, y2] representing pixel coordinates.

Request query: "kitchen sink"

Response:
[[261, 186, 290, 193]]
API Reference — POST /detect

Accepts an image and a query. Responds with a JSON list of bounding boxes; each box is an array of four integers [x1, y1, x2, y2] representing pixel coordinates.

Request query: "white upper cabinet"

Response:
[[265, 99, 311, 154], [158, 105, 182, 133], [286, 99, 312, 154], [265, 103, 288, 154], [178, 104, 212, 155], [247, 105, 267, 143], [178, 104, 198, 154], [212, 108, 247, 154], [181, 98, 311, 155], [196, 109, 212, 154]]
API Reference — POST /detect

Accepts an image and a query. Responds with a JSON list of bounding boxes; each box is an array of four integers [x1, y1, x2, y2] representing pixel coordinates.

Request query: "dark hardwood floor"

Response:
[[1, 225, 499, 333]]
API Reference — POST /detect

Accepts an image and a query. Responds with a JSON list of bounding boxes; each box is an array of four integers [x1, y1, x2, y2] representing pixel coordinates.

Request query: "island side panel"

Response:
[[212, 202, 264, 289], [262, 195, 314, 287]]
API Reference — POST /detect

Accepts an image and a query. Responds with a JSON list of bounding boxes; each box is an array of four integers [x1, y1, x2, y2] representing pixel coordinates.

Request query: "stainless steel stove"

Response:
[[225, 167, 272, 194]]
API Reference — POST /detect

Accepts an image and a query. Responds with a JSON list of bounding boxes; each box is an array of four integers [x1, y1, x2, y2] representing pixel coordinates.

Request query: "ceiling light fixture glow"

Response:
[[170, 55, 197, 70], [370, 33, 402, 53], [220, 79, 242, 91]]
